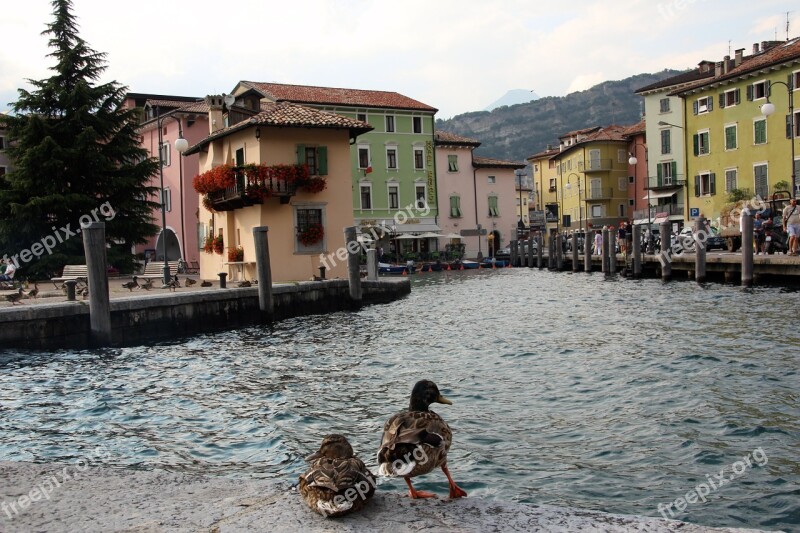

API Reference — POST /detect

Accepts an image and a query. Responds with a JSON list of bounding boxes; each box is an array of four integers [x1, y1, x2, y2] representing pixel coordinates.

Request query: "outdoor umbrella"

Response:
[[418, 232, 442, 239], [440, 233, 463, 239], [396, 234, 421, 240]]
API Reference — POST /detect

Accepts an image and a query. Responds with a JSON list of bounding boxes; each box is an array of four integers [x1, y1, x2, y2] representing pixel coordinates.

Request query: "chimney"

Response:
[[206, 95, 224, 134], [735, 48, 744, 67], [753, 42, 760, 54], [723, 55, 730, 74], [546, 144, 553, 151], [715, 61, 724, 77]]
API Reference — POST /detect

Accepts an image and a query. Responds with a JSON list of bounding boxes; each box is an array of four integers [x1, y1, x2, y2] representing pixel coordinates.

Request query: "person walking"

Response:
[[594, 230, 603, 255], [753, 213, 764, 255], [782, 198, 800, 255]]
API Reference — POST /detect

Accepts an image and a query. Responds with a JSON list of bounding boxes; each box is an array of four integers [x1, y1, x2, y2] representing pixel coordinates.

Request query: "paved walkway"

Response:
[[0, 463, 768, 533]]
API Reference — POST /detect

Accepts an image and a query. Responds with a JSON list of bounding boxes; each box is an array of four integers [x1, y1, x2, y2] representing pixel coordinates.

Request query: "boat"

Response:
[[378, 262, 415, 275], [460, 260, 480, 269], [481, 259, 510, 268]]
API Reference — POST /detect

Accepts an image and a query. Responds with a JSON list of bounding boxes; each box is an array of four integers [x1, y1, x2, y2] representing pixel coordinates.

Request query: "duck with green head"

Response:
[[377, 380, 467, 499]]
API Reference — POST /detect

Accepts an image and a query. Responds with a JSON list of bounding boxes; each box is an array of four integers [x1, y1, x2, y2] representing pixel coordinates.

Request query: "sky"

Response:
[[1, 0, 798, 120]]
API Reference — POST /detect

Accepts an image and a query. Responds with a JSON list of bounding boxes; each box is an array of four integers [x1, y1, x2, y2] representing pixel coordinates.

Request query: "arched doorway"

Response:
[[154, 228, 181, 261]]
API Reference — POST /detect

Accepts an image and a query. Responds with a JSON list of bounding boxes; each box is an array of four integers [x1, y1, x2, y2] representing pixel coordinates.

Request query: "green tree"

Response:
[[0, 0, 159, 278]]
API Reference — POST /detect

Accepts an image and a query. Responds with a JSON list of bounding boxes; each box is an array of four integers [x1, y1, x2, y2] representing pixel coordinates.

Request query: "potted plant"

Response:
[[227, 246, 244, 262], [203, 234, 215, 254], [213, 235, 224, 254], [298, 223, 324, 246]]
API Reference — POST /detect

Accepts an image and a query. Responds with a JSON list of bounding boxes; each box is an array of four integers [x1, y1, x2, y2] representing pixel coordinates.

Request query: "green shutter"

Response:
[[450, 196, 458, 217], [755, 121, 766, 144], [296, 144, 306, 165], [746, 85, 754, 101], [707, 97, 713, 112], [787, 115, 793, 140], [710, 173, 716, 195], [693, 101, 699, 115], [317, 146, 328, 175], [693, 134, 699, 156], [671, 161, 678, 180], [734, 88, 740, 105], [657, 164, 663, 183], [694, 175, 700, 197], [719, 93, 725, 108]]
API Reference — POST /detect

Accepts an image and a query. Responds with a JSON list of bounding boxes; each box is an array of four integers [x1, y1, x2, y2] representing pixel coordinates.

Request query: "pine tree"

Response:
[[0, 0, 159, 278]]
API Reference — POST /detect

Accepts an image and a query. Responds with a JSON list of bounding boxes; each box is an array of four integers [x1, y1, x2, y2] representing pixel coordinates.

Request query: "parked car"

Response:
[[677, 226, 725, 252], [494, 247, 511, 260]]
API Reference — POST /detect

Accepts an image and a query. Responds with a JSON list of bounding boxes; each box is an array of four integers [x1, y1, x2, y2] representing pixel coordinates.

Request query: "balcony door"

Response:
[[590, 178, 601, 199], [588, 150, 601, 171]]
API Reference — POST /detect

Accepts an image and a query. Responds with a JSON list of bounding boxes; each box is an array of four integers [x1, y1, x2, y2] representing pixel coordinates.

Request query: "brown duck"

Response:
[[377, 380, 467, 499], [5, 288, 25, 305], [299, 434, 376, 517]]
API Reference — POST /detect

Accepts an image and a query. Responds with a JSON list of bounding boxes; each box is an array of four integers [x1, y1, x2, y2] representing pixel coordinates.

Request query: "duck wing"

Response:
[[299, 457, 375, 517], [378, 410, 452, 477]]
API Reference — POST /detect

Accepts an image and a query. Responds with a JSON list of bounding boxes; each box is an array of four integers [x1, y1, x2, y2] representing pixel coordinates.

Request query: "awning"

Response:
[[394, 223, 441, 234], [642, 190, 678, 200], [653, 216, 669, 224]]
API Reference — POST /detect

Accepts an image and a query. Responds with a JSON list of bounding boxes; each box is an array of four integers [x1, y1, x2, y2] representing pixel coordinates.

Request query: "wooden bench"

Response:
[[141, 261, 180, 280], [51, 265, 88, 290]]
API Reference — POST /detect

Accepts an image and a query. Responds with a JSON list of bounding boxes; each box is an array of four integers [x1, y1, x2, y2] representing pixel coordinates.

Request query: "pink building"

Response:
[[124, 94, 207, 266], [624, 120, 649, 225]]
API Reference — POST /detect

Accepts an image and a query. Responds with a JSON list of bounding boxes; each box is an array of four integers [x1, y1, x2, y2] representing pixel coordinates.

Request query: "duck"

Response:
[[184, 278, 197, 287], [26, 282, 39, 299], [200, 280, 212, 287], [165, 275, 180, 291], [377, 380, 467, 500], [299, 434, 376, 518], [79, 286, 89, 299], [237, 280, 251, 288], [5, 288, 25, 305], [121, 276, 139, 291], [139, 278, 154, 291]]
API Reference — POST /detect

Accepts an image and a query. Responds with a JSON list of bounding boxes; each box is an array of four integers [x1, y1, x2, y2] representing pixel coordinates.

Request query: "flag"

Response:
[[365, 165, 373, 174]]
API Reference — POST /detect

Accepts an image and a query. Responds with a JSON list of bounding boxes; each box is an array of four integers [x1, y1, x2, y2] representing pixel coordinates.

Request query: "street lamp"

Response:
[[760, 80, 796, 198], [156, 106, 189, 285], [515, 169, 526, 239], [628, 144, 653, 253]]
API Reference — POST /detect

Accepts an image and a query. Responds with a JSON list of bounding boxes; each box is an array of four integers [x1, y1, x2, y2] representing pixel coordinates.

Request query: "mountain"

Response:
[[435, 70, 684, 162], [485, 89, 540, 111]]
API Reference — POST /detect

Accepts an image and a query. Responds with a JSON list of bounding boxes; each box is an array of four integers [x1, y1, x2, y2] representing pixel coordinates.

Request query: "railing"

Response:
[[207, 168, 297, 211], [583, 159, 614, 171], [646, 175, 686, 189], [584, 187, 614, 200], [633, 204, 685, 220]]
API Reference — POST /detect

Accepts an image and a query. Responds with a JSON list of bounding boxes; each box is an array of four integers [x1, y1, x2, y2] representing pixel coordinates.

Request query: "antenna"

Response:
[[728, 40, 732, 56], [788, 11, 792, 41]]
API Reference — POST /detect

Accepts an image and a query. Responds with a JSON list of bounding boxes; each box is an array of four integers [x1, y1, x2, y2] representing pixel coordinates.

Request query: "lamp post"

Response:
[[760, 80, 796, 198], [156, 106, 189, 285], [515, 169, 526, 239], [628, 143, 652, 253]]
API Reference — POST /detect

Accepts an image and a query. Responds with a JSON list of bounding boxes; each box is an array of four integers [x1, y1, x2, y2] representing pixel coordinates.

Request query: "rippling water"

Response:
[[1, 270, 799, 531]]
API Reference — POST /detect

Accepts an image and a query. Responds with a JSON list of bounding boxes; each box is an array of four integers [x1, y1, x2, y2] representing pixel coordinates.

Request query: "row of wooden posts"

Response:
[[80, 224, 372, 347], [508, 215, 758, 287]]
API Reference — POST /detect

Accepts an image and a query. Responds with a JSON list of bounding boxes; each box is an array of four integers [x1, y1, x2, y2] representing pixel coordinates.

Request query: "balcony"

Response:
[[207, 168, 297, 211], [646, 175, 687, 190], [584, 187, 614, 200], [633, 204, 684, 220], [582, 159, 614, 172]]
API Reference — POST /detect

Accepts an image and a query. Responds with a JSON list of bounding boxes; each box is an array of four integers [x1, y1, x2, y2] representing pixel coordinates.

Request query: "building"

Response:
[[124, 93, 206, 265], [473, 156, 527, 257], [183, 96, 372, 282], [228, 82, 439, 251], [674, 38, 800, 227], [527, 146, 560, 237]]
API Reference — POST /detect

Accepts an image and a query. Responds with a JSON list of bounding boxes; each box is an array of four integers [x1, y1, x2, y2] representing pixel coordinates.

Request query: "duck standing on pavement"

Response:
[[5, 288, 25, 305], [121, 276, 139, 291]]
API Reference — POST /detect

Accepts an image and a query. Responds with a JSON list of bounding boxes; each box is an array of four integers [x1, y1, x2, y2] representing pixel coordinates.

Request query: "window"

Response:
[[725, 168, 738, 192], [296, 207, 324, 251], [548, 160, 556, 169], [720, 88, 740, 108], [235, 147, 245, 167], [725, 124, 738, 150], [448, 154, 458, 172], [534, 164, 539, 172], [488, 195, 499, 217], [360, 184, 372, 210], [661, 129, 671, 154], [415, 185, 427, 209], [754, 164, 768, 198], [549, 178, 556, 191], [693, 130, 710, 155], [160, 142, 171, 166], [748, 80, 769, 100], [449, 195, 462, 217], [793, 71, 800, 91], [413, 116, 422, 133], [413, 148, 424, 170], [0, 136, 5, 150], [388, 184, 399, 209], [591, 205, 603, 217], [297, 145, 328, 175], [659, 98, 670, 113], [357, 112, 367, 123], [694, 96, 713, 114], [754, 119, 767, 145], [488, 175, 496, 184], [618, 177, 628, 190], [618, 204, 625, 217], [163, 187, 172, 212], [386, 148, 397, 169], [618, 150, 626, 163], [694, 172, 716, 196], [788, 110, 800, 138], [358, 146, 370, 169], [658, 161, 676, 185], [385, 115, 395, 133]]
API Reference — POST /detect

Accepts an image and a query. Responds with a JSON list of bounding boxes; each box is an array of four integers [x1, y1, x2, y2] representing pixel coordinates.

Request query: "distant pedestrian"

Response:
[[753, 213, 765, 255], [594, 231, 603, 255], [783, 198, 800, 255], [618, 223, 627, 254]]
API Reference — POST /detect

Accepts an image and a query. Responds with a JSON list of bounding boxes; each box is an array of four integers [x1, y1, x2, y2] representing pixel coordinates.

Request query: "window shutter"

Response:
[[657, 164, 663, 181], [746, 85, 754, 101], [693, 101, 699, 115], [694, 175, 701, 197], [735, 88, 740, 105], [707, 97, 713, 112], [788, 115, 793, 140], [296, 144, 306, 165], [710, 173, 716, 195], [693, 134, 699, 156], [719, 93, 725, 108], [317, 146, 328, 175], [450, 196, 457, 217], [672, 161, 678, 179]]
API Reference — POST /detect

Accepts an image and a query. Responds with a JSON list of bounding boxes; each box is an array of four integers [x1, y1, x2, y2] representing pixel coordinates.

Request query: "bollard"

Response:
[[537, 233, 544, 269], [632, 224, 642, 278], [556, 234, 564, 271], [366, 249, 378, 281], [218, 272, 227, 288], [660, 220, 672, 281], [584, 231, 591, 272], [602, 228, 609, 275], [527, 236, 534, 268], [694, 217, 707, 283], [572, 232, 579, 272], [511, 241, 518, 267], [253, 226, 273, 320], [548, 237, 555, 270], [65, 280, 77, 301], [609, 231, 617, 277], [82, 222, 111, 346], [344, 226, 362, 303], [319, 266, 326, 280], [741, 212, 754, 287]]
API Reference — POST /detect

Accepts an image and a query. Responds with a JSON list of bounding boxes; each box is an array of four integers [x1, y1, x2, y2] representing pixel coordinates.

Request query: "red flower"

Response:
[[298, 223, 324, 246]]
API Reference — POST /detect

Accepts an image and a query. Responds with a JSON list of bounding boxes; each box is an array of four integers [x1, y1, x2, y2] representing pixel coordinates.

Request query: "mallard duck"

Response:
[[139, 278, 154, 291], [184, 278, 197, 287], [121, 276, 139, 291], [377, 380, 467, 499], [5, 288, 25, 305], [164, 275, 180, 291], [237, 280, 251, 288], [200, 280, 212, 287], [299, 434, 376, 518], [26, 282, 39, 299]]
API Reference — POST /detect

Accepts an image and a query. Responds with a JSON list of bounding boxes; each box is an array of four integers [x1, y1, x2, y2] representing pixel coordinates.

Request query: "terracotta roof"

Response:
[[239, 81, 437, 112], [472, 156, 526, 169], [634, 65, 715, 94], [145, 99, 198, 108], [558, 126, 601, 140], [621, 119, 646, 137], [176, 101, 210, 114], [526, 147, 559, 161], [581, 124, 629, 142], [184, 102, 373, 155], [434, 131, 481, 147], [674, 37, 800, 95]]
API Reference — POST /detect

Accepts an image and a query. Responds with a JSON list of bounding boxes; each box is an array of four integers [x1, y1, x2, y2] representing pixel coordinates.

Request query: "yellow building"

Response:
[[676, 38, 800, 226], [184, 96, 371, 282], [527, 146, 560, 235]]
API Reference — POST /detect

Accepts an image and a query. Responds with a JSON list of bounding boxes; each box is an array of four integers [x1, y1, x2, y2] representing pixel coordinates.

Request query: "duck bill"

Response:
[[436, 395, 453, 405], [305, 451, 322, 462]]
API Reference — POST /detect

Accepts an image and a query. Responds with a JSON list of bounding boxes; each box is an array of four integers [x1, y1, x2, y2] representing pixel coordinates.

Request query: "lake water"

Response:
[[0, 269, 798, 531]]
